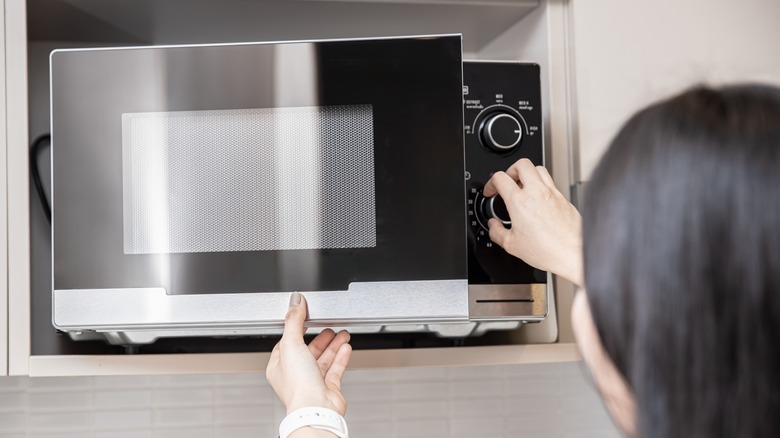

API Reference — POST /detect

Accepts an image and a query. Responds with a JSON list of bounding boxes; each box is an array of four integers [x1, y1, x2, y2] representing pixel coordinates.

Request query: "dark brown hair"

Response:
[[583, 85, 780, 437]]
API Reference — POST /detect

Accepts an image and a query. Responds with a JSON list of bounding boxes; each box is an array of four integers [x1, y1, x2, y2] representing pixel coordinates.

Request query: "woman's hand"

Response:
[[483, 158, 584, 287], [266, 292, 353, 416]]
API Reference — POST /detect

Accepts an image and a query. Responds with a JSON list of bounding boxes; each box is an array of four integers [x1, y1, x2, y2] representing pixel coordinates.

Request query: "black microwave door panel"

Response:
[[50, 36, 466, 295]]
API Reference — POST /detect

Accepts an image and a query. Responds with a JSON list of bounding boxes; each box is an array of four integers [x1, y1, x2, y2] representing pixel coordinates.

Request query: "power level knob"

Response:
[[479, 113, 523, 152]]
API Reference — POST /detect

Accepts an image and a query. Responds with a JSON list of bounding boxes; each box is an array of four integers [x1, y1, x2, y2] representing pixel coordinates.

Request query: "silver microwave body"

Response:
[[50, 35, 548, 346]]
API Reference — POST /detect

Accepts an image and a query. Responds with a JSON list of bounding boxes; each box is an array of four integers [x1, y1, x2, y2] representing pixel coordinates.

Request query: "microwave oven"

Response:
[[49, 35, 548, 346]]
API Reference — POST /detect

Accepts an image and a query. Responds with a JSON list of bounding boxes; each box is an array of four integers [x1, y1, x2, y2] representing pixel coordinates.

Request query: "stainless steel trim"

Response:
[[468, 283, 547, 321], [67, 325, 386, 346], [49, 33, 463, 56], [53, 280, 468, 332], [67, 321, 529, 345]]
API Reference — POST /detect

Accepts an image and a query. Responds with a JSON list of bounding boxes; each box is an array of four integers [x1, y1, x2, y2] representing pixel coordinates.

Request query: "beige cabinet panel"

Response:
[[0, 0, 7, 377], [570, 0, 780, 181], [6, 0, 28, 377]]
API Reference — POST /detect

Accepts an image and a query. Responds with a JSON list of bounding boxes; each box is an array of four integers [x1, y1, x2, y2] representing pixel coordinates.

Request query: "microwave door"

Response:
[[50, 35, 468, 342]]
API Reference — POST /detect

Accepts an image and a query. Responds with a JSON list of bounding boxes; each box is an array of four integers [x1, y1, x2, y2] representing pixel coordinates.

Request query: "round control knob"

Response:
[[474, 192, 511, 231], [482, 195, 511, 227], [479, 113, 523, 152]]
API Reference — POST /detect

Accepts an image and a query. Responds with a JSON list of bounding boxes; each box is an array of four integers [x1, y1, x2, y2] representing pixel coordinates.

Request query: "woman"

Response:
[[266, 84, 780, 437]]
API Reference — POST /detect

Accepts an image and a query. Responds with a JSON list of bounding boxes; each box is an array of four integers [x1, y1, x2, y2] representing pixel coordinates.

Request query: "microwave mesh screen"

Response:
[[121, 105, 376, 254]]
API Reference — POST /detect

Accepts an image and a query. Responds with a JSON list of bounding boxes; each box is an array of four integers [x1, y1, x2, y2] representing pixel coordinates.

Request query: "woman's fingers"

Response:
[[484, 158, 548, 199], [487, 218, 512, 249], [281, 292, 308, 344], [324, 343, 353, 392], [308, 329, 337, 359], [536, 165, 556, 190], [483, 171, 522, 213], [316, 331, 351, 377], [505, 158, 540, 187]]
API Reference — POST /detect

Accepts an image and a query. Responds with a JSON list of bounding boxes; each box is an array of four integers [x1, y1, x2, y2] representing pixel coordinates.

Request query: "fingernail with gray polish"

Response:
[[289, 291, 301, 306]]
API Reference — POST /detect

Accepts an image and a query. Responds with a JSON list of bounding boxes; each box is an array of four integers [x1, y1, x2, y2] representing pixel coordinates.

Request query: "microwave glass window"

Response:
[[51, 36, 465, 294], [122, 105, 376, 255]]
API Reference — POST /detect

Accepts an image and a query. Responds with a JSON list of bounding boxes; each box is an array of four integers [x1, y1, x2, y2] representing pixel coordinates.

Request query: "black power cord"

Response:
[[30, 133, 51, 224]]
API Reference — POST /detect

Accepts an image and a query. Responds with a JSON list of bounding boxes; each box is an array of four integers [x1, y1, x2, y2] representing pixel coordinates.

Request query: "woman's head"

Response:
[[580, 85, 780, 437]]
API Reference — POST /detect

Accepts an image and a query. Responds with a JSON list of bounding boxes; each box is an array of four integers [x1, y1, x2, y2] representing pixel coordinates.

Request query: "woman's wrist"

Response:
[[565, 260, 585, 289], [557, 212, 584, 288], [281, 407, 348, 438], [547, 233, 584, 288], [562, 244, 584, 288], [286, 396, 340, 415]]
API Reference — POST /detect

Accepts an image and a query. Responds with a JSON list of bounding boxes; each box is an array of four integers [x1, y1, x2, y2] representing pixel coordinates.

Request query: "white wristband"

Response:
[[279, 407, 349, 438]]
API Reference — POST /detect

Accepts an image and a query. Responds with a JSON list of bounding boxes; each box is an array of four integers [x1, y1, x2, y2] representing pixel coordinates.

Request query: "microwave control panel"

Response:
[[463, 61, 547, 291]]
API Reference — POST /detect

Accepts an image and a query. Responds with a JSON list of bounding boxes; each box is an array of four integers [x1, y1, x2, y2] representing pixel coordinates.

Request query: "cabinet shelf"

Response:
[[27, 343, 580, 376]]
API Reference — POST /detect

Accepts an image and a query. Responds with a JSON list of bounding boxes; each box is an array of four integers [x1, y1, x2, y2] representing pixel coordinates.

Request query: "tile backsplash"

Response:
[[0, 362, 619, 438]]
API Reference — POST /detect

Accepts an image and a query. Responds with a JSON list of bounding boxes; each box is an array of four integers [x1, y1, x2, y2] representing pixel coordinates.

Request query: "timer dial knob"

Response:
[[482, 195, 511, 227], [474, 192, 511, 231], [479, 112, 523, 152]]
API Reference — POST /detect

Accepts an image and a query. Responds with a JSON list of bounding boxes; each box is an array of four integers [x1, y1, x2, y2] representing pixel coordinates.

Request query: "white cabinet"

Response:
[[7, 0, 581, 376]]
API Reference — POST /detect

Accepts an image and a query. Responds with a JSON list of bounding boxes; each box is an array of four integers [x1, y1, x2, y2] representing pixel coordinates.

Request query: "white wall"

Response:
[[570, 0, 780, 180], [0, 362, 618, 438]]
